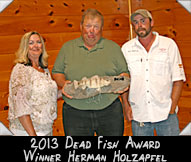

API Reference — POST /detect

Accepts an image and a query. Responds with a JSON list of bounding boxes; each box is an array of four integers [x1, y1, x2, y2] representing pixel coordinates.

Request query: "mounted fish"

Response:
[[64, 75, 130, 99]]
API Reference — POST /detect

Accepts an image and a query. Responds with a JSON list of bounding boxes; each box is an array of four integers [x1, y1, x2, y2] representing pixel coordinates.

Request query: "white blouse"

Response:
[[8, 63, 58, 135]]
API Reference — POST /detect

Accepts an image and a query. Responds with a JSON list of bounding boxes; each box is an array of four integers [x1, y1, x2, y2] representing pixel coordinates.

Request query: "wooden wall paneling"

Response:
[[174, 23, 191, 41], [173, 7, 191, 24], [181, 85, 190, 98], [0, 92, 9, 111], [152, 25, 176, 39], [0, 71, 10, 90], [131, 0, 179, 11], [48, 50, 60, 66], [0, 15, 129, 34], [181, 81, 191, 96], [182, 58, 191, 75], [0, 29, 130, 55], [178, 97, 191, 130], [0, 16, 82, 36], [177, 41, 191, 58], [0, 80, 9, 93], [180, 97, 191, 109], [0, 54, 15, 71], [0, 35, 21, 54], [150, 9, 174, 27], [0, 0, 129, 16], [184, 74, 191, 88], [103, 30, 130, 46], [178, 113, 191, 131], [0, 110, 9, 128]]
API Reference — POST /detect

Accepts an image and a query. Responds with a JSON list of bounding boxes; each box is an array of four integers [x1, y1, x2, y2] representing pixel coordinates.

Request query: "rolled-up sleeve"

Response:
[[169, 40, 186, 82]]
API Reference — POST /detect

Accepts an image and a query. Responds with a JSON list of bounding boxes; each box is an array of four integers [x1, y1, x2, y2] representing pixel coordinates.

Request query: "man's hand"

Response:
[[62, 80, 73, 99], [114, 73, 129, 94]]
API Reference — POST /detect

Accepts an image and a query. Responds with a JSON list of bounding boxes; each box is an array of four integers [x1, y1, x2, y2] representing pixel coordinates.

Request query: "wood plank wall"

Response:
[[0, 0, 190, 136]]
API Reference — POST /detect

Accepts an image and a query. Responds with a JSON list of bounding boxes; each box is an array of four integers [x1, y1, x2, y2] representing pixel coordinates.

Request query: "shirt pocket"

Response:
[[127, 56, 142, 75], [150, 54, 169, 76]]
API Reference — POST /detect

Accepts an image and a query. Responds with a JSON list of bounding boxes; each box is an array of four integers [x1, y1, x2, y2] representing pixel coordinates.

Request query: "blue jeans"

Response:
[[132, 114, 180, 136], [63, 98, 124, 136]]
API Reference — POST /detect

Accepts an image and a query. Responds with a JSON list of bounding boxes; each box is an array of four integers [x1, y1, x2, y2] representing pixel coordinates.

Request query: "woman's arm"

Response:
[[18, 115, 37, 136]]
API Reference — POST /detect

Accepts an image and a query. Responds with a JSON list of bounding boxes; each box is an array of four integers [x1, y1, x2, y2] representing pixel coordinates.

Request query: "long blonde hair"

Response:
[[14, 31, 48, 68]]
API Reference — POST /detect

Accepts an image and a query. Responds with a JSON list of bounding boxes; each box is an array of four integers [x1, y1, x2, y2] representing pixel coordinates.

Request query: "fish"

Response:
[[73, 75, 111, 91]]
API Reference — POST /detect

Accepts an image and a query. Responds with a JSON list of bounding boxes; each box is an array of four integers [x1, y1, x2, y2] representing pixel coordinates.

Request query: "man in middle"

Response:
[[52, 8, 129, 136]]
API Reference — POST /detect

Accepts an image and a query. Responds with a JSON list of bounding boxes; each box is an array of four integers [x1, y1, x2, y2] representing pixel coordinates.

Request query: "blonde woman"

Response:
[[8, 31, 59, 136]]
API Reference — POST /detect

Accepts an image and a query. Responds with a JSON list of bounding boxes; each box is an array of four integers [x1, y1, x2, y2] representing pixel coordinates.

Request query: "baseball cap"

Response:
[[130, 9, 152, 21]]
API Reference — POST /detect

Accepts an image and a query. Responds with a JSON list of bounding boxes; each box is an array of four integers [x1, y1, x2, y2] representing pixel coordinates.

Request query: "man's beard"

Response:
[[135, 26, 152, 38]]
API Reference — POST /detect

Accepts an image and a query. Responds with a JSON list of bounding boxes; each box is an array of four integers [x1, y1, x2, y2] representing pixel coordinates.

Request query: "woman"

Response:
[[8, 31, 58, 136]]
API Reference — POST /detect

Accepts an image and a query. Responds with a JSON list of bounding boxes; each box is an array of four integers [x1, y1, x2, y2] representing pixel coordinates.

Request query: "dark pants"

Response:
[[63, 98, 124, 136]]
